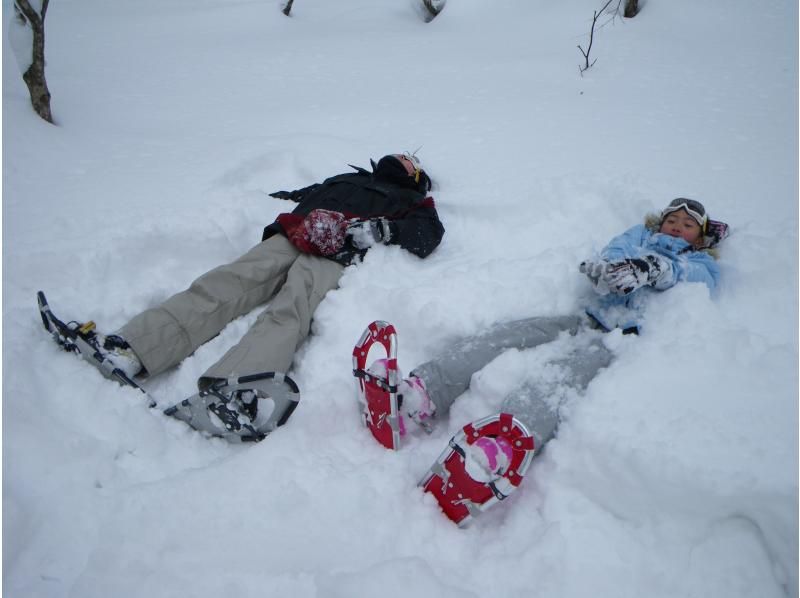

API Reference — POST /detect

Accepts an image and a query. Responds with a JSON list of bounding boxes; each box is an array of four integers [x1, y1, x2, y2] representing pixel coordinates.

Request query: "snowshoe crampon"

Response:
[[163, 373, 300, 443], [419, 413, 535, 527], [352, 320, 401, 450]]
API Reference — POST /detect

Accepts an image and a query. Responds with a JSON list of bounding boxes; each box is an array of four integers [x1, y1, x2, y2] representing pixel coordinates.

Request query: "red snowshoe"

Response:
[[419, 413, 535, 526], [352, 320, 401, 450]]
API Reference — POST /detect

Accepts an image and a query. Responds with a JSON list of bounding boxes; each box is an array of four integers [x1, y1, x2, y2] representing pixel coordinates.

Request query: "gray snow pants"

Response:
[[119, 235, 344, 390], [410, 316, 614, 454]]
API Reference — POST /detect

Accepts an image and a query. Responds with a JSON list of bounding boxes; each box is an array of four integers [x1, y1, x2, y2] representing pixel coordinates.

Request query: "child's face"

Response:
[[660, 209, 703, 245]]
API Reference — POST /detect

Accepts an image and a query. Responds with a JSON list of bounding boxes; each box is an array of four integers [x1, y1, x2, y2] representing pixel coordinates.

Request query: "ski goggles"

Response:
[[397, 152, 422, 184], [661, 198, 708, 229]]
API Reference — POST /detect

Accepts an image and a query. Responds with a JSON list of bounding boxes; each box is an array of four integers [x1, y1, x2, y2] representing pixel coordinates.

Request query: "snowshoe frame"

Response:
[[352, 320, 401, 450]]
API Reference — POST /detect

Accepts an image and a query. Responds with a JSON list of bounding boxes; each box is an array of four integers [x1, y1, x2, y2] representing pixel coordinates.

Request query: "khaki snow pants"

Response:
[[119, 235, 344, 390]]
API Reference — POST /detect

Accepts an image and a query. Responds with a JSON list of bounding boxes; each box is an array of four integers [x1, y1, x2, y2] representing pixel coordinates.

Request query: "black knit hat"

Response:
[[373, 154, 432, 193]]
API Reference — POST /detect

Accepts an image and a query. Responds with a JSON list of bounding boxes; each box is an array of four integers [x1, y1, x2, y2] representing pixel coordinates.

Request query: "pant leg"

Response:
[[198, 252, 344, 389], [120, 235, 300, 377], [410, 315, 583, 416], [500, 338, 614, 454]]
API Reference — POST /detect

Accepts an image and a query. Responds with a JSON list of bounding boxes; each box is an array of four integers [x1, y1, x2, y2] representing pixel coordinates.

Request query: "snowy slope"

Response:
[[3, 0, 797, 597]]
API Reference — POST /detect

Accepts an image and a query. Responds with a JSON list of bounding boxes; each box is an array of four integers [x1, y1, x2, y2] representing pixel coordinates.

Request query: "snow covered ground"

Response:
[[3, 0, 797, 596]]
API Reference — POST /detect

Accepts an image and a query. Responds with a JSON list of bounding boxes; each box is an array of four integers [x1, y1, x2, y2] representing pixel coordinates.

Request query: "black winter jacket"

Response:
[[263, 166, 445, 265]]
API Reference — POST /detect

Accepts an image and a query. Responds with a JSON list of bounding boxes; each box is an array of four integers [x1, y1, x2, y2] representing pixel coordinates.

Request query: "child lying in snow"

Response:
[[355, 198, 729, 525]]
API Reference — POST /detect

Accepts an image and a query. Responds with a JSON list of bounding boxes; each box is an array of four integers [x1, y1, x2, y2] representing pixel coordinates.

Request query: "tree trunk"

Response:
[[14, 0, 53, 123], [624, 0, 639, 18], [422, 0, 445, 21]]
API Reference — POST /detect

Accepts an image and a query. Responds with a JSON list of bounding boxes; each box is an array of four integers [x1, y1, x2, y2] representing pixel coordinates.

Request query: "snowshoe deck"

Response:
[[163, 373, 300, 443], [352, 320, 401, 450], [419, 413, 535, 526]]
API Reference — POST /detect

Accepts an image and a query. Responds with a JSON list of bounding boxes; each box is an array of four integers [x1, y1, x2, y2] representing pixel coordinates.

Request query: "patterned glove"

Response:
[[346, 218, 393, 249], [603, 255, 672, 295], [291, 209, 347, 256]]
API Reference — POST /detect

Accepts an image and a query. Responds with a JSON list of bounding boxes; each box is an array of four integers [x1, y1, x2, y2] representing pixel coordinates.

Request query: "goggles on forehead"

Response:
[[661, 198, 708, 229], [399, 152, 422, 183]]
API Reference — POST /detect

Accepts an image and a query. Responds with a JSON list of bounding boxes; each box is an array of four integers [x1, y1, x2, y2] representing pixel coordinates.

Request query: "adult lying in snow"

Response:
[[42, 153, 444, 438], [355, 198, 728, 525]]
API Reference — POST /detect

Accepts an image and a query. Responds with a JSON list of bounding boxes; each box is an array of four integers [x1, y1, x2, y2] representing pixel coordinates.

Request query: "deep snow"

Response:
[[3, 0, 798, 597]]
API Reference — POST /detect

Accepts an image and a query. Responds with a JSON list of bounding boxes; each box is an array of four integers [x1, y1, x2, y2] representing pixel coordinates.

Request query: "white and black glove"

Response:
[[603, 254, 673, 296], [346, 218, 393, 249], [580, 260, 607, 285], [580, 259, 612, 295]]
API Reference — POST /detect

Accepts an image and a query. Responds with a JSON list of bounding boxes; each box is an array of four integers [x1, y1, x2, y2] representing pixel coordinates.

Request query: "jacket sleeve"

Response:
[[672, 252, 720, 291], [644, 232, 720, 291], [386, 198, 445, 259], [268, 183, 322, 203], [598, 225, 650, 261]]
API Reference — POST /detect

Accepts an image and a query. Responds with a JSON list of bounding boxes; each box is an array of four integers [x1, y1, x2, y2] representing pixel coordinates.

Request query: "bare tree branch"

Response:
[[577, 0, 614, 75], [14, 0, 48, 24]]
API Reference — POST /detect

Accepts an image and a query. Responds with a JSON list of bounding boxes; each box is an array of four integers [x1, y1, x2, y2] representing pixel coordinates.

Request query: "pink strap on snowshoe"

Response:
[[462, 413, 535, 490], [420, 413, 535, 527]]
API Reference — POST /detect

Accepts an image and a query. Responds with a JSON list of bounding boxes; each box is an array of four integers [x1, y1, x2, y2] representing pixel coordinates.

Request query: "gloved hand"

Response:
[[603, 254, 673, 295], [346, 218, 393, 249], [579, 260, 607, 285], [580, 259, 612, 295], [290, 209, 347, 256]]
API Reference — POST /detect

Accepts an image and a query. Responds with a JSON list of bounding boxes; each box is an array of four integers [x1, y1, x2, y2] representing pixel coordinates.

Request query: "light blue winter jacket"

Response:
[[585, 224, 720, 333]]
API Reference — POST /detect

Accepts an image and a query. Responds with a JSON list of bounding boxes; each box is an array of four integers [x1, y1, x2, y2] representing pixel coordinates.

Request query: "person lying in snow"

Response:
[[42, 153, 444, 437], [354, 198, 728, 525]]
